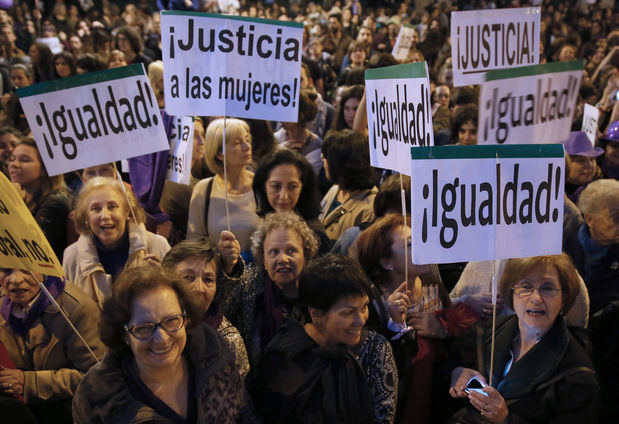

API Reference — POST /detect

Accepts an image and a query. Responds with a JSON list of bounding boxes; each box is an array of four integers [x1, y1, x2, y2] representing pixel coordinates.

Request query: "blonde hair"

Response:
[[73, 177, 145, 235], [203, 118, 251, 175]]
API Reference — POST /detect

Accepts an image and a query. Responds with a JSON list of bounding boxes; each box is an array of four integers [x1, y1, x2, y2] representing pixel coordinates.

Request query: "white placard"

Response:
[[582, 103, 599, 146], [161, 11, 303, 122], [410, 145, 564, 264], [37, 37, 63, 54], [18, 64, 169, 176], [166, 116, 194, 185], [391, 24, 417, 62], [365, 62, 433, 175], [478, 60, 583, 145], [451, 7, 540, 87]]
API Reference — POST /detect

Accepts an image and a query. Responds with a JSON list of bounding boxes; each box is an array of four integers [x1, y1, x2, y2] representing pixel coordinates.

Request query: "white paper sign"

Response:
[[451, 7, 540, 87], [365, 62, 433, 175], [166, 116, 194, 185], [37, 37, 63, 54], [18, 64, 169, 176], [581, 103, 599, 146], [478, 60, 583, 145], [391, 24, 417, 62], [161, 11, 303, 122], [410, 145, 564, 264]]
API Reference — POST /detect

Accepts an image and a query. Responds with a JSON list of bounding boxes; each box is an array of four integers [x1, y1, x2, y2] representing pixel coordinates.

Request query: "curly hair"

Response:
[[99, 266, 202, 357], [251, 211, 319, 270]]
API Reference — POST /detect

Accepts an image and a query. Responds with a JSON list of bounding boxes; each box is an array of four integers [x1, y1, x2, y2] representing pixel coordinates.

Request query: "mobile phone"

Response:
[[464, 376, 489, 397]]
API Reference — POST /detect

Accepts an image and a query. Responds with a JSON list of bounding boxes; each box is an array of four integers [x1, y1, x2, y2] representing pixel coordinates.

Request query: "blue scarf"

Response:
[[0, 275, 66, 337], [578, 224, 611, 281]]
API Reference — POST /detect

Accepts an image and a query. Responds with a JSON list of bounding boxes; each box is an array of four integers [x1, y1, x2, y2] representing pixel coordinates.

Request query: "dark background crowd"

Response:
[[0, 0, 617, 423]]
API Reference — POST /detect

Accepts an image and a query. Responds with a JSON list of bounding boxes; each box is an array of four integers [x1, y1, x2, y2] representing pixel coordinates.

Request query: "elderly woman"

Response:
[[253, 149, 330, 253], [233, 212, 319, 367], [72, 266, 250, 423], [575, 179, 619, 314], [187, 118, 261, 256], [63, 177, 170, 309], [448, 254, 599, 423], [0, 269, 104, 423], [320, 129, 379, 241], [162, 240, 250, 377], [253, 254, 398, 424], [8, 138, 72, 262]]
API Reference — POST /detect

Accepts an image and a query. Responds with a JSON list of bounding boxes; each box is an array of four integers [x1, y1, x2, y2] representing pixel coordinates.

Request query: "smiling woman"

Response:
[[0, 269, 104, 424], [72, 266, 251, 423], [253, 255, 398, 424], [63, 177, 170, 309]]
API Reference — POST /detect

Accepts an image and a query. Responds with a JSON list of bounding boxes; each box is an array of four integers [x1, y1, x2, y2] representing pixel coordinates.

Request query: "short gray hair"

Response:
[[251, 212, 319, 270], [578, 179, 619, 216]]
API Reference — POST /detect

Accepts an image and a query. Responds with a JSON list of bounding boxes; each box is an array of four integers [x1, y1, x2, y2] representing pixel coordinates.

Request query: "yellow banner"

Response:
[[0, 172, 64, 277]]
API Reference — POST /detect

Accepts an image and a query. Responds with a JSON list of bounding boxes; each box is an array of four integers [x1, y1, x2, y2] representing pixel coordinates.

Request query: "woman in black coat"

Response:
[[447, 254, 598, 423]]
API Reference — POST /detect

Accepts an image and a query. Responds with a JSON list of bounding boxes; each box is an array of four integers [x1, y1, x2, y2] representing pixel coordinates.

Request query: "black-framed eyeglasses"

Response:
[[124, 313, 187, 341], [512, 285, 561, 298]]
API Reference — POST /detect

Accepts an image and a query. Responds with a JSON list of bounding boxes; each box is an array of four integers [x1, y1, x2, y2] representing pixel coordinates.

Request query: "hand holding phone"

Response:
[[465, 376, 489, 397]]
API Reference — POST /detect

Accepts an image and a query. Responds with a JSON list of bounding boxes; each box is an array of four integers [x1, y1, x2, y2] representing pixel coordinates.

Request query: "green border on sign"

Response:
[[18, 64, 145, 97], [410, 144, 565, 160], [484, 60, 583, 82], [365, 61, 427, 80], [162, 10, 303, 28]]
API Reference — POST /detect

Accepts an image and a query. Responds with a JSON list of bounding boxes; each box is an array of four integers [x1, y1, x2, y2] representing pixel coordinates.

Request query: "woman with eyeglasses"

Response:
[[446, 254, 599, 423], [73, 266, 252, 423]]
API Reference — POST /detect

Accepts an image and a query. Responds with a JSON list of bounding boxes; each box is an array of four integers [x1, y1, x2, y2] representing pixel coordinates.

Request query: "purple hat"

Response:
[[601, 121, 619, 143], [562, 131, 604, 157]]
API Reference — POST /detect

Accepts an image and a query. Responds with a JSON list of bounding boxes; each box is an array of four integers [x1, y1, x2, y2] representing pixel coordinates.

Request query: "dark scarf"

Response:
[[258, 275, 296, 350], [94, 229, 130, 279], [578, 224, 611, 281], [0, 275, 66, 337], [255, 318, 373, 424], [202, 303, 223, 330]]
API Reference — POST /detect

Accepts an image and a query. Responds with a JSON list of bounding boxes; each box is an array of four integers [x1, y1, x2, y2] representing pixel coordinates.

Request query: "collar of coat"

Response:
[[75, 323, 230, 423], [484, 314, 570, 399], [75, 223, 149, 275]]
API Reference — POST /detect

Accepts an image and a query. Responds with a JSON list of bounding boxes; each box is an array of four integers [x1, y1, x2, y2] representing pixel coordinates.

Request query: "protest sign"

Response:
[[37, 37, 63, 54], [365, 62, 433, 175], [451, 7, 540, 87], [410, 144, 564, 264], [582, 103, 599, 146], [477, 60, 583, 145], [161, 11, 303, 122], [0, 172, 63, 277], [392, 24, 418, 62], [18, 64, 169, 176], [166, 115, 195, 185]]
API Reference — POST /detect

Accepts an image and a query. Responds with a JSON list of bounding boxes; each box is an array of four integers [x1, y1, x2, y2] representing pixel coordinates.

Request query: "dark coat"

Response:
[[455, 314, 599, 423], [72, 324, 253, 423]]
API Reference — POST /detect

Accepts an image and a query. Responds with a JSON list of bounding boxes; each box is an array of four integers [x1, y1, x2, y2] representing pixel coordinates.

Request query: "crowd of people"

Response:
[[0, 0, 618, 423]]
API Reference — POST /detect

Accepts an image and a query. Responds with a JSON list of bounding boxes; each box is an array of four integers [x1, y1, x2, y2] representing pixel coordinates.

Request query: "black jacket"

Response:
[[455, 315, 599, 423]]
